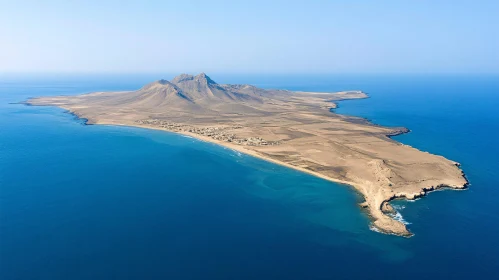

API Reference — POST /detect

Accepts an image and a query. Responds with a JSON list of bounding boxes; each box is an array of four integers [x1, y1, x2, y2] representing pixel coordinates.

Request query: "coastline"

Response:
[[43, 104, 468, 237]]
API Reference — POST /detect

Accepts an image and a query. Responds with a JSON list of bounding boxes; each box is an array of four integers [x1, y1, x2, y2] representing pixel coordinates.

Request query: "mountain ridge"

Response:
[[137, 73, 265, 106]]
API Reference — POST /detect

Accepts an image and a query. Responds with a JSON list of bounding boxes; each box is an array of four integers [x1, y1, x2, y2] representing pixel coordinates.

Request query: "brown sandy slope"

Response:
[[27, 73, 468, 236]]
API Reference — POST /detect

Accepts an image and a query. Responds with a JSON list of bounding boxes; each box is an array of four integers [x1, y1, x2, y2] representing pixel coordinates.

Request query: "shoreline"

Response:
[[330, 98, 470, 222], [43, 104, 468, 237]]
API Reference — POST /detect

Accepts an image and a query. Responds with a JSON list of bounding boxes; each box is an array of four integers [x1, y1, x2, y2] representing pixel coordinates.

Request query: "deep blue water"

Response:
[[1, 74, 498, 279]]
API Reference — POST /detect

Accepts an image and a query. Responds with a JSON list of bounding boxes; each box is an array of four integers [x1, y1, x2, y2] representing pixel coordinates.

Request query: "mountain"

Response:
[[146, 73, 264, 105], [87, 73, 283, 115]]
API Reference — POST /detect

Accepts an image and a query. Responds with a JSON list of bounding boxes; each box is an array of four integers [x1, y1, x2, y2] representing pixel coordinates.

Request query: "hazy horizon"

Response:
[[1, 0, 498, 75]]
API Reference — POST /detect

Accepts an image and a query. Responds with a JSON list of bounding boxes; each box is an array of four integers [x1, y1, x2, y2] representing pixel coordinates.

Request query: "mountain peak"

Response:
[[157, 79, 170, 85], [141, 79, 176, 90], [194, 73, 217, 84], [171, 74, 194, 84], [171, 73, 217, 86]]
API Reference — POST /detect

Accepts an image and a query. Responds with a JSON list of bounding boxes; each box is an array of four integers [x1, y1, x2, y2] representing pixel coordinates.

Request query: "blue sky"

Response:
[[1, 0, 497, 74]]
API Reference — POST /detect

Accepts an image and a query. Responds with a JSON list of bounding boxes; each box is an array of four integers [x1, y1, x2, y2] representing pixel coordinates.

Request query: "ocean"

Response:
[[0, 74, 498, 279]]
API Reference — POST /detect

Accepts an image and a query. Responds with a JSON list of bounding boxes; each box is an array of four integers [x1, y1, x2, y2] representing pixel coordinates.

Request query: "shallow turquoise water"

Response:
[[0, 74, 498, 279]]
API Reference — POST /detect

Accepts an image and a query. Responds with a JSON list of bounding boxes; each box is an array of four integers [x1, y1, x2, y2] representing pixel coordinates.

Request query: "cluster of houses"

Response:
[[136, 119, 280, 146]]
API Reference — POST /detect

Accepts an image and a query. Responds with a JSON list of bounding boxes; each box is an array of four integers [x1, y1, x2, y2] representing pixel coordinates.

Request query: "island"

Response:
[[26, 73, 468, 236]]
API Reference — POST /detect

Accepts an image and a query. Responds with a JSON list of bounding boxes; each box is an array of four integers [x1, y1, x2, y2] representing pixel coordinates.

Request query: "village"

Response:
[[136, 119, 280, 146]]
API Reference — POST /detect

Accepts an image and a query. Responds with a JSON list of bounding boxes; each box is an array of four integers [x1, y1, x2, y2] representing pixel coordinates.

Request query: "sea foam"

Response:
[[388, 205, 411, 225]]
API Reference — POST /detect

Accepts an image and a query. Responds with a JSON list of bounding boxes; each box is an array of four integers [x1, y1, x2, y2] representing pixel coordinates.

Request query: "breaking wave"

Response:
[[388, 205, 411, 225]]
